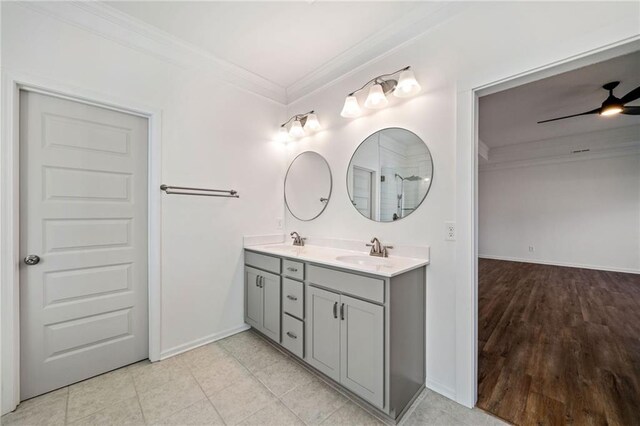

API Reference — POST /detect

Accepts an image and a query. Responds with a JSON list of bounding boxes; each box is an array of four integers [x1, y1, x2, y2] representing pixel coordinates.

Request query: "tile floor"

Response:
[[2, 330, 506, 426]]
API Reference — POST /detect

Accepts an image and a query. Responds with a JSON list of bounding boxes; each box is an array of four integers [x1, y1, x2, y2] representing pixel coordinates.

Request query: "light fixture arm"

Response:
[[280, 110, 315, 128], [347, 66, 411, 96]]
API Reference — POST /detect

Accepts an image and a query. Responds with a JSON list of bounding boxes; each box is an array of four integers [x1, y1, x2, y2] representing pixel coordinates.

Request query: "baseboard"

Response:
[[159, 323, 250, 360], [426, 377, 457, 402], [478, 254, 639, 274]]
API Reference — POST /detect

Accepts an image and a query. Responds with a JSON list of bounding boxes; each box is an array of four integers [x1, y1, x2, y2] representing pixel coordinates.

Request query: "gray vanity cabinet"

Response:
[[245, 267, 263, 328], [244, 266, 281, 342], [306, 286, 341, 382], [306, 286, 384, 409], [244, 248, 426, 424], [340, 294, 384, 409]]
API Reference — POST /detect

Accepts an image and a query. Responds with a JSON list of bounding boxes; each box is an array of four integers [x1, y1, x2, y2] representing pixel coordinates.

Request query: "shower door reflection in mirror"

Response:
[[347, 128, 433, 222]]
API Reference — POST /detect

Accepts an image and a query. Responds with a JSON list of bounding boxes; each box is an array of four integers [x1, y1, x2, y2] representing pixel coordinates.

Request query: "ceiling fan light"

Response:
[[304, 113, 321, 132], [289, 120, 306, 138], [600, 105, 622, 116], [364, 84, 388, 109], [341, 95, 362, 118], [394, 69, 421, 98]]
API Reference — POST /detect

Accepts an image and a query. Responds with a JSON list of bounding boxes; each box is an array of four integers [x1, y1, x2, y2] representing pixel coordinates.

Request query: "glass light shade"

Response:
[[276, 126, 290, 142], [364, 84, 388, 109], [394, 69, 421, 98], [340, 95, 362, 118], [304, 113, 321, 132], [289, 120, 306, 138]]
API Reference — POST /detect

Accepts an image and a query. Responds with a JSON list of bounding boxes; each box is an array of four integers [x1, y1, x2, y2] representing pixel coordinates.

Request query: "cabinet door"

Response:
[[245, 267, 263, 329], [261, 271, 281, 342], [306, 286, 341, 382], [340, 294, 384, 409]]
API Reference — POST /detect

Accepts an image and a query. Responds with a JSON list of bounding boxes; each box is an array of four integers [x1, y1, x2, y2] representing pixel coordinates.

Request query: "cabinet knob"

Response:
[[286, 295, 298, 301], [286, 331, 297, 339]]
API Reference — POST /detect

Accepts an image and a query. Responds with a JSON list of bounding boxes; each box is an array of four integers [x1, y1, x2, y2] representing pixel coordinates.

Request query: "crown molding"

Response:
[[17, 1, 288, 104], [285, 2, 469, 104], [16, 1, 469, 106], [479, 124, 640, 171]]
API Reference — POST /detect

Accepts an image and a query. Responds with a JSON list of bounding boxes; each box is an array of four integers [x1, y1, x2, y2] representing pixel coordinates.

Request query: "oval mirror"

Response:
[[347, 128, 433, 222], [285, 151, 332, 221]]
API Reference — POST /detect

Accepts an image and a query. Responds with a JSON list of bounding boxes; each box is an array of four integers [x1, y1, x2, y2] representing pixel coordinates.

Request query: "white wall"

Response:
[[282, 2, 639, 401], [0, 1, 286, 374], [479, 154, 640, 273]]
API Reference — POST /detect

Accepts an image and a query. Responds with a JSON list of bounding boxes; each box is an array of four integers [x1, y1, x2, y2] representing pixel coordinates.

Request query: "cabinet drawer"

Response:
[[283, 259, 304, 280], [282, 278, 303, 319], [307, 265, 384, 304], [282, 314, 304, 358], [245, 251, 281, 274]]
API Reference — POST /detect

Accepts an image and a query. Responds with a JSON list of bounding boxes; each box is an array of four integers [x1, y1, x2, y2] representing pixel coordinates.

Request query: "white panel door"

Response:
[[352, 167, 373, 219], [19, 91, 149, 400]]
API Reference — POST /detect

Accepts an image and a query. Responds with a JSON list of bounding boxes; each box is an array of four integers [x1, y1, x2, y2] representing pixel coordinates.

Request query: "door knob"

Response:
[[24, 255, 40, 265]]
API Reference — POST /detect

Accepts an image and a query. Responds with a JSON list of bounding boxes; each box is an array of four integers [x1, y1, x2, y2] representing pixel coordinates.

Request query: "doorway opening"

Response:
[[476, 51, 640, 424]]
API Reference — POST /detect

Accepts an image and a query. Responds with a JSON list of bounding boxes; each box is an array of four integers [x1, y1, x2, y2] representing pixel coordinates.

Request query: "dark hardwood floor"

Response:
[[477, 259, 640, 426]]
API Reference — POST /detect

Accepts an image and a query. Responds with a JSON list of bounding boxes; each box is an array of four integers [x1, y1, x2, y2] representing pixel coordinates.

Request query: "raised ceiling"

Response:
[[105, 1, 457, 101], [479, 51, 640, 148]]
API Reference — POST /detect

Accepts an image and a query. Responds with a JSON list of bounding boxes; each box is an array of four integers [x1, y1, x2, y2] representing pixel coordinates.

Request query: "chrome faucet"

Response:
[[367, 237, 393, 257], [290, 231, 306, 247]]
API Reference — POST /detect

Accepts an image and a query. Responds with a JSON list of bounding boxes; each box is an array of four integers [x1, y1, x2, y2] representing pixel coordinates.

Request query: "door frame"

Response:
[[454, 37, 640, 408], [351, 165, 376, 220], [1, 72, 163, 414]]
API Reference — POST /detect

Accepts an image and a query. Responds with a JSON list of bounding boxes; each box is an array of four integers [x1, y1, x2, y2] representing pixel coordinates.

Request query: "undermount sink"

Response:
[[335, 255, 391, 267]]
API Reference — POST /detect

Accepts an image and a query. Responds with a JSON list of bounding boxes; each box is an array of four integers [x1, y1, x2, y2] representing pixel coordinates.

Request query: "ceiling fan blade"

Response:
[[620, 86, 640, 104], [621, 106, 640, 115], [537, 108, 600, 124]]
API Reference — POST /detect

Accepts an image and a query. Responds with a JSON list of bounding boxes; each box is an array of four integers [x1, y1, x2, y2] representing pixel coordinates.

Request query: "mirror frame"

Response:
[[284, 151, 333, 221], [346, 127, 434, 223]]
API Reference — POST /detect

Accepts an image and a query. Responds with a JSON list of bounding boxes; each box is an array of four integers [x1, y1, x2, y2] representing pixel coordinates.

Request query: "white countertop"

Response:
[[245, 243, 429, 277]]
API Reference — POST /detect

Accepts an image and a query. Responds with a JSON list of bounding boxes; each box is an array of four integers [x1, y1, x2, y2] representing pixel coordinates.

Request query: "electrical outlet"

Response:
[[528, 245, 534, 252], [276, 218, 283, 230], [445, 221, 456, 241]]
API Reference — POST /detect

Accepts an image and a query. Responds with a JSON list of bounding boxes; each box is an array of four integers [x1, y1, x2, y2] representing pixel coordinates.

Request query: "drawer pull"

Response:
[[286, 331, 297, 339], [286, 267, 298, 272], [286, 295, 298, 301]]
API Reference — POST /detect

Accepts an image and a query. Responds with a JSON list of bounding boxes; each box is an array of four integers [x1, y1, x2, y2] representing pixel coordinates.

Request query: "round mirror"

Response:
[[347, 128, 433, 222], [285, 151, 332, 221]]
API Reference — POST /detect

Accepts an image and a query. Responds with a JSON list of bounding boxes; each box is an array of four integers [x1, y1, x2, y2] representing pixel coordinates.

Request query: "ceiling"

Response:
[[479, 51, 640, 148], [105, 1, 444, 91]]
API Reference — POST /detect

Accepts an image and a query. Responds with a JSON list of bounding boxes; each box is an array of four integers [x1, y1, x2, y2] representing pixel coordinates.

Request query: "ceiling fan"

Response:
[[538, 81, 640, 123]]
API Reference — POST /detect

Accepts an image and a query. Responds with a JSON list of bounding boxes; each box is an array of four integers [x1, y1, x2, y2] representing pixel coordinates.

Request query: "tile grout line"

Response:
[[218, 331, 318, 425], [239, 330, 347, 426], [64, 387, 70, 425], [127, 365, 148, 425], [218, 334, 294, 425], [181, 356, 229, 426]]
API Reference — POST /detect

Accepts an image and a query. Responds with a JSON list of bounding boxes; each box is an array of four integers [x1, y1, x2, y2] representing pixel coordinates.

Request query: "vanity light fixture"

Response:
[[340, 66, 421, 118], [277, 110, 321, 142]]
